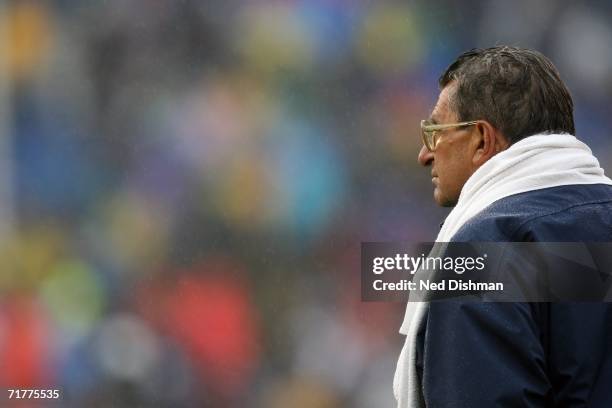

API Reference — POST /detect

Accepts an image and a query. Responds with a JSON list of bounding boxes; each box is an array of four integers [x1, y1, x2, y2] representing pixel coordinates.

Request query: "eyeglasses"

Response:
[[420, 119, 479, 151]]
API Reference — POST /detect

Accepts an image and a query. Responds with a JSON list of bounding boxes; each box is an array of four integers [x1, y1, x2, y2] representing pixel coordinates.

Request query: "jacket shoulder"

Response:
[[452, 184, 612, 242]]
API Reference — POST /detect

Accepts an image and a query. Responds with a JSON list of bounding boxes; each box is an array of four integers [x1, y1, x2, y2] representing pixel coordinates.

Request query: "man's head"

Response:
[[418, 46, 575, 207]]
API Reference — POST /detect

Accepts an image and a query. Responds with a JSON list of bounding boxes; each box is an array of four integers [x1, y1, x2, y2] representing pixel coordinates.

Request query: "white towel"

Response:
[[394, 133, 612, 408]]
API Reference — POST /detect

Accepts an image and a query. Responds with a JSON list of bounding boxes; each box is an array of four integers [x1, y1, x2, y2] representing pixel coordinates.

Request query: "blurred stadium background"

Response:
[[1, 1, 612, 406]]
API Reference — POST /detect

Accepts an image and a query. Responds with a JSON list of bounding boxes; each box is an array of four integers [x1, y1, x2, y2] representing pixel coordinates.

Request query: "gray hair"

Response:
[[439, 46, 575, 144]]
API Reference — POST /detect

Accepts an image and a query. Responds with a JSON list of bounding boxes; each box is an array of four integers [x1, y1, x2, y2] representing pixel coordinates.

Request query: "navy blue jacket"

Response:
[[417, 184, 612, 407]]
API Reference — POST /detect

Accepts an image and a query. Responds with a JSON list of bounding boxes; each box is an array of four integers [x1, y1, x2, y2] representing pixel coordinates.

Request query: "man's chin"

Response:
[[433, 189, 457, 207]]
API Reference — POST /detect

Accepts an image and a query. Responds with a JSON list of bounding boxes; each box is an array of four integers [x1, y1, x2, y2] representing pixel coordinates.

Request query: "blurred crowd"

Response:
[[1, 0, 612, 407]]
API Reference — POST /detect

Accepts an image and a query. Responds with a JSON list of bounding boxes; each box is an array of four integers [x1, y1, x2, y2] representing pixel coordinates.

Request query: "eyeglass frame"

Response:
[[420, 119, 480, 151]]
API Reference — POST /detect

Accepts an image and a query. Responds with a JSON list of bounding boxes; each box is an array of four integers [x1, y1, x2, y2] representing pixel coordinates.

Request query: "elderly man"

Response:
[[394, 47, 612, 407]]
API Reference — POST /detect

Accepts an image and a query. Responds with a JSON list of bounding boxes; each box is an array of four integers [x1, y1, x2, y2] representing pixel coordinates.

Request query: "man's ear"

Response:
[[471, 121, 508, 167]]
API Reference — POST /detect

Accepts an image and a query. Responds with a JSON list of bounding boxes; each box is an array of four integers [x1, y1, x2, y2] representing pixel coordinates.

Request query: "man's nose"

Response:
[[417, 145, 434, 166]]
